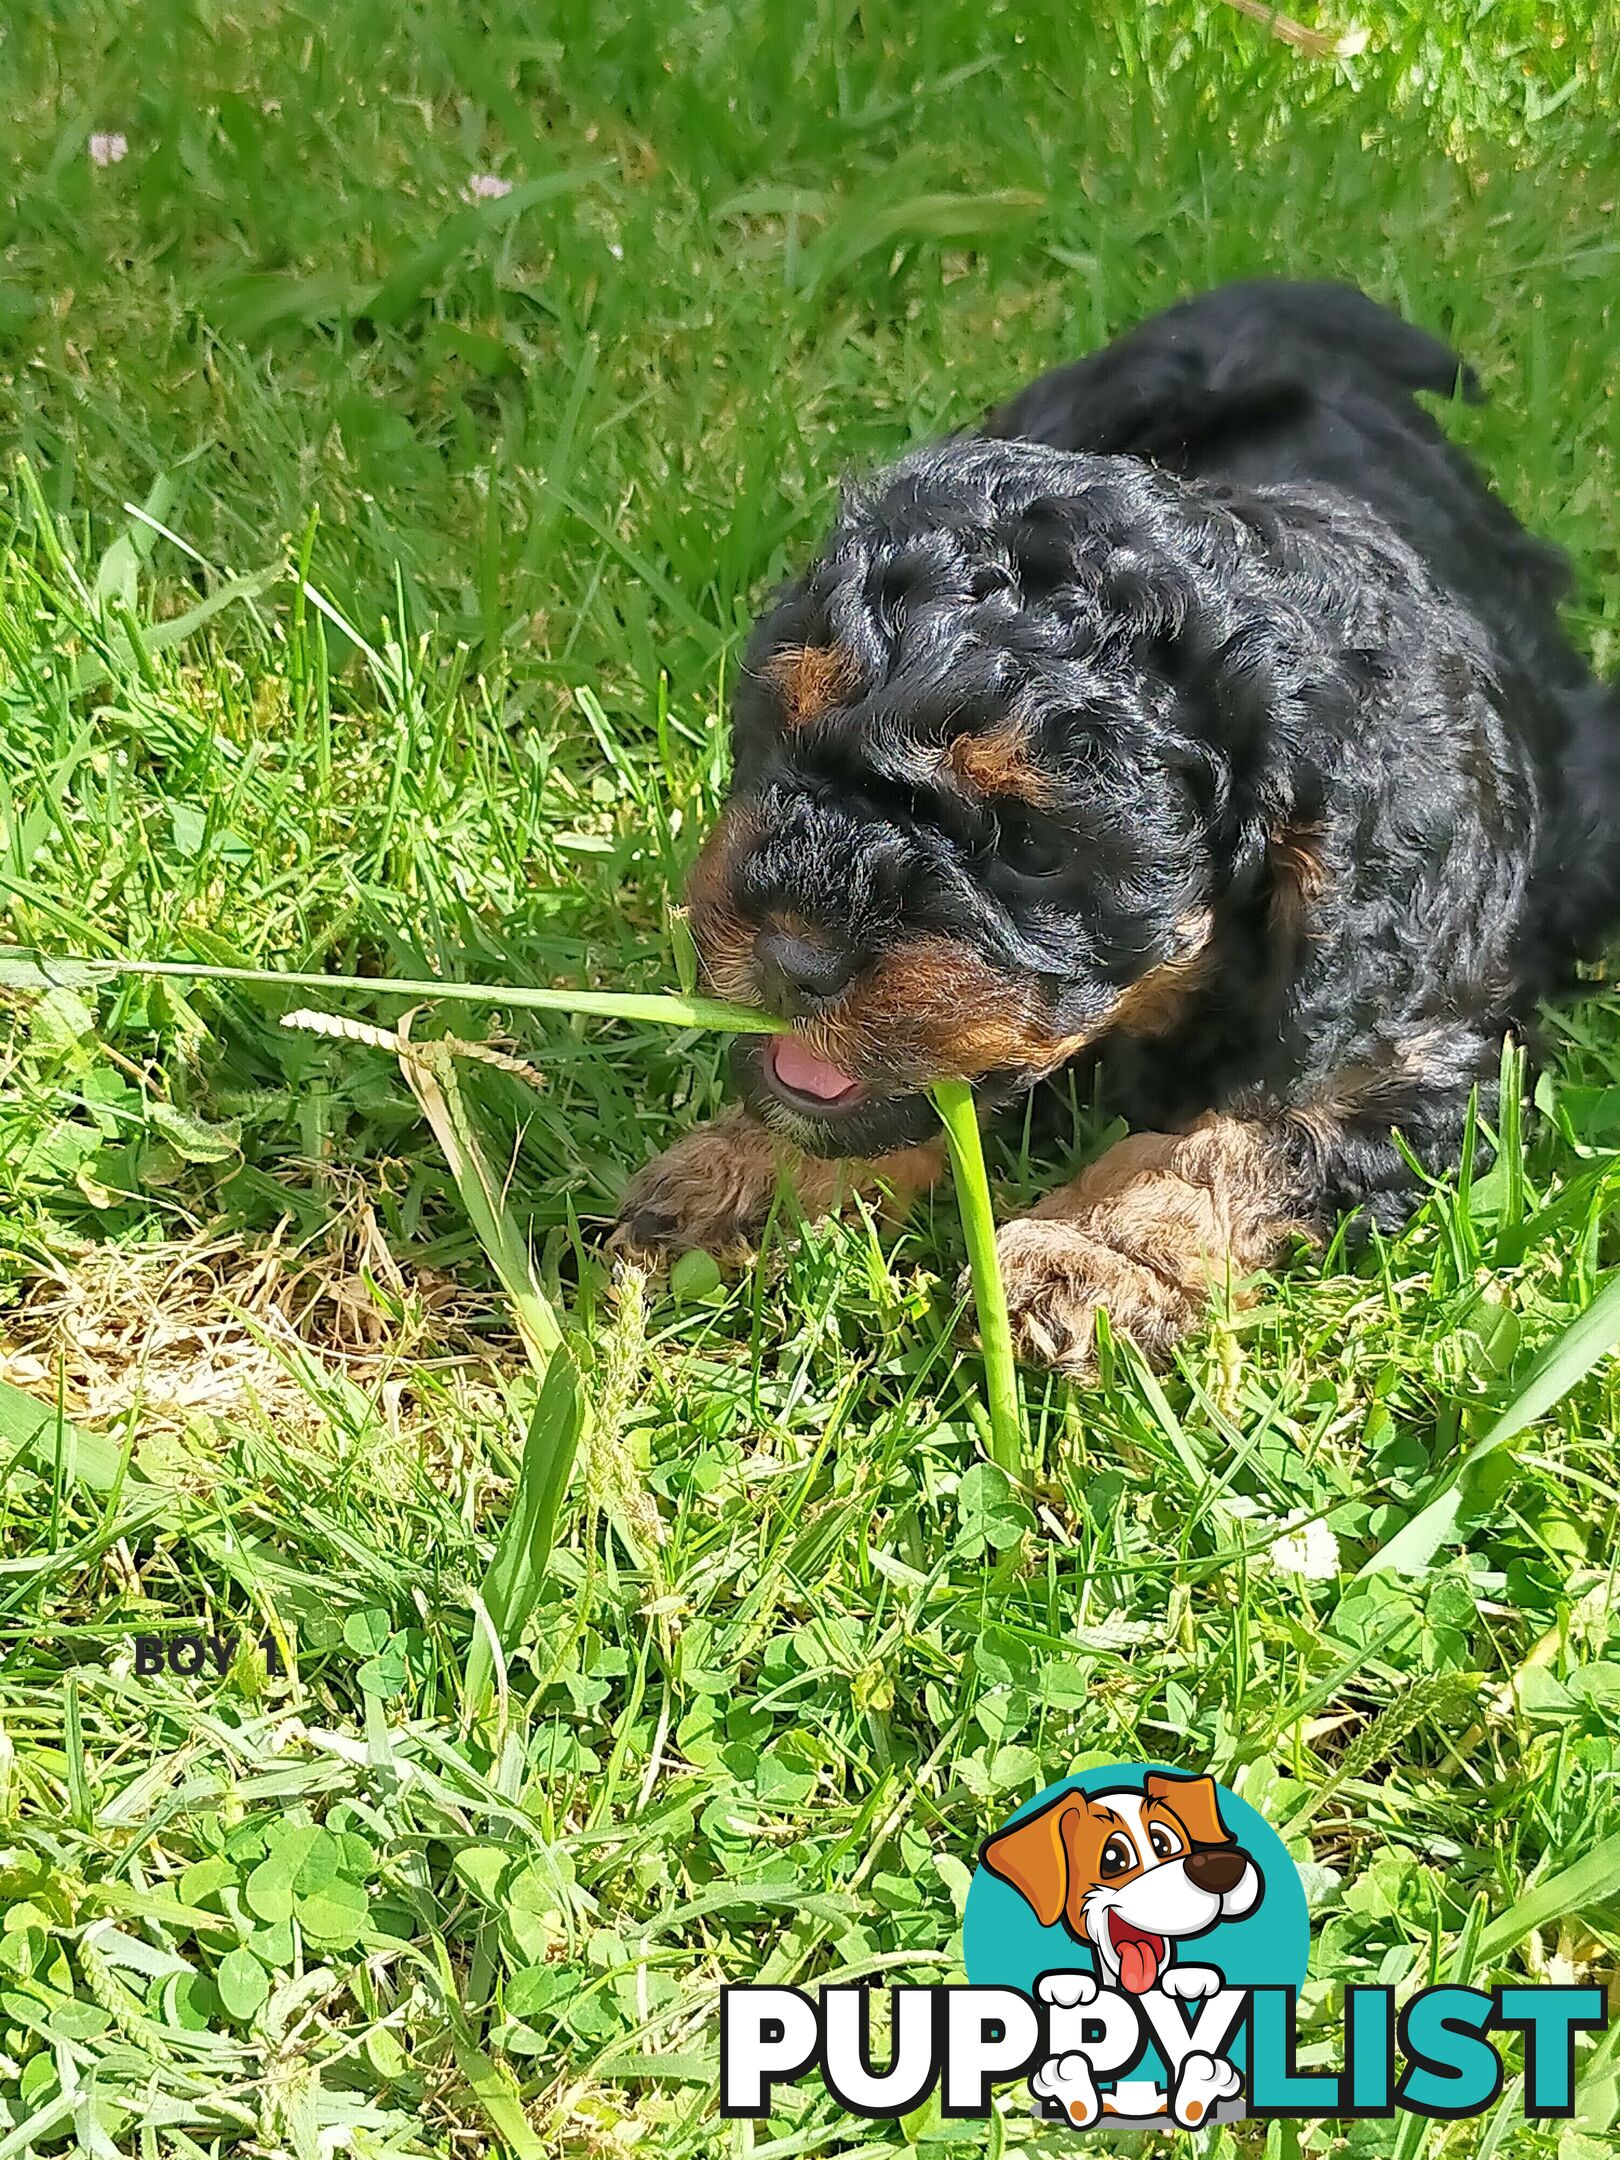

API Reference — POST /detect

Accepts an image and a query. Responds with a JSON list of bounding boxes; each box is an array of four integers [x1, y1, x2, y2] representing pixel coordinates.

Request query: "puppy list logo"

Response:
[[721, 1762, 1606, 2127], [968, 1764, 1296, 2128]]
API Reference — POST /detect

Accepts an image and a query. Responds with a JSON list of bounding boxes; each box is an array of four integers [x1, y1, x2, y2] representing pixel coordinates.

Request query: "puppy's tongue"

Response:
[[771, 1036, 860, 1102], [1110, 1921, 1166, 1995]]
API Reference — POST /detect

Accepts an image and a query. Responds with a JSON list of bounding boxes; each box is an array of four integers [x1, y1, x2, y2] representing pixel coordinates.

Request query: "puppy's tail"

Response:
[[983, 278, 1480, 460], [1254, 280, 1483, 403], [986, 279, 1575, 631]]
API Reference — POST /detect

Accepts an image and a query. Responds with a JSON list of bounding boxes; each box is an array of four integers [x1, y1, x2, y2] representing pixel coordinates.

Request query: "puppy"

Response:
[[617, 281, 1620, 1373]]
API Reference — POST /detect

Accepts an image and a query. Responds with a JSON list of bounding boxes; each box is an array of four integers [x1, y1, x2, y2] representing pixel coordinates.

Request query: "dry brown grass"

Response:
[[0, 1182, 513, 1438]]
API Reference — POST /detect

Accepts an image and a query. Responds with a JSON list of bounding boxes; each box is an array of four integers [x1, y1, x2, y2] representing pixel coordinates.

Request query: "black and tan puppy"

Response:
[[617, 281, 1620, 1374]]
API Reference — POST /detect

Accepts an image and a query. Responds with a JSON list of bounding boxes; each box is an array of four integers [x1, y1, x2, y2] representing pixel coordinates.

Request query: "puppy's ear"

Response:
[[981, 1796, 1075, 1927], [1145, 1772, 1233, 1848]]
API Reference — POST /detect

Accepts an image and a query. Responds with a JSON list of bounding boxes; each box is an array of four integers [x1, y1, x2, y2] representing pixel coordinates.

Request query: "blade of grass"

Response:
[[930, 1077, 1023, 1476], [1475, 1831, 1620, 1964], [463, 1350, 587, 1732], [396, 1033, 564, 1369], [444, 2021, 549, 2160], [0, 947, 785, 1033], [72, 567, 280, 691], [0, 1374, 138, 1499], [355, 170, 605, 331], [1356, 1268, 1620, 1577], [0, 1377, 301, 1606], [393, 1028, 594, 1734]]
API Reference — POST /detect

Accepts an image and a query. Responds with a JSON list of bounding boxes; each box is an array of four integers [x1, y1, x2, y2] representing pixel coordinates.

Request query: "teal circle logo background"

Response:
[[962, 1762, 1309, 1993]]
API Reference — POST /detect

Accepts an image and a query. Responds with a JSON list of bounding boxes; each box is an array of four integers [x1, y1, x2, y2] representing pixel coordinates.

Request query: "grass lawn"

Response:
[[4, 1, 1620, 2152]]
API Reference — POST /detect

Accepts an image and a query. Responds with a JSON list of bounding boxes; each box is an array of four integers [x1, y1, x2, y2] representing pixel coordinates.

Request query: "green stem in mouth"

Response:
[[0, 948, 788, 1034], [929, 1076, 1025, 1477]]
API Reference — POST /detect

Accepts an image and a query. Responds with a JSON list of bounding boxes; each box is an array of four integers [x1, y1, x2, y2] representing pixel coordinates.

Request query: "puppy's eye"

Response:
[[1148, 1824, 1182, 1860], [999, 809, 1065, 879], [1099, 1835, 1136, 1878]]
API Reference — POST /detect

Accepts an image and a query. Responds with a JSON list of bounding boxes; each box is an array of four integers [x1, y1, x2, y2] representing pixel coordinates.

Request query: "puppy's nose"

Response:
[[754, 926, 860, 1011], [1184, 1847, 1248, 1896]]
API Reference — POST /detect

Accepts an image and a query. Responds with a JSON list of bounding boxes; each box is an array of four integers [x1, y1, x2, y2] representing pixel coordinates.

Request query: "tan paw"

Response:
[[970, 1118, 1299, 1377], [987, 1216, 1197, 1376], [614, 1112, 943, 1267], [612, 1109, 787, 1263]]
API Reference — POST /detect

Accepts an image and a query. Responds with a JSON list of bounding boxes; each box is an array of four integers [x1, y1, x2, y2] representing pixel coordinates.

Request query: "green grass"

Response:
[[3, 2, 1620, 2152]]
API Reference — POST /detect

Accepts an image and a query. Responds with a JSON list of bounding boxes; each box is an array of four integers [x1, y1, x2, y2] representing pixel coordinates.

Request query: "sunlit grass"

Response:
[[6, 944, 1028, 1477], [2, 3, 1619, 2154]]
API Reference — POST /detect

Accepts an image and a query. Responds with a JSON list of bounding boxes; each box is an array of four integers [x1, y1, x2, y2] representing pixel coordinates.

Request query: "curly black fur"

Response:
[[692, 281, 1620, 1235]]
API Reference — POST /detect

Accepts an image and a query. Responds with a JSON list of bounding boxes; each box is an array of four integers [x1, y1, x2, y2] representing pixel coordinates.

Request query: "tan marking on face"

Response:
[[684, 815, 1082, 1081], [762, 642, 861, 728], [945, 724, 1054, 803], [832, 912, 1216, 1074], [684, 805, 760, 1004], [1268, 822, 1330, 940], [687, 808, 1209, 1083], [800, 934, 1090, 1087], [1109, 913, 1215, 1038]]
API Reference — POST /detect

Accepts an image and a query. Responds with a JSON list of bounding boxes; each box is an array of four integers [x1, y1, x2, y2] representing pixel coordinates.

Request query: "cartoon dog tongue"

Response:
[[1110, 1919, 1165, 1994]]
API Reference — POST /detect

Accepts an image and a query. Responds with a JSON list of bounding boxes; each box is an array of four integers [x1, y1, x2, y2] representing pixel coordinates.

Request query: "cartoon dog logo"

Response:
[[982, 1770, 1263, 2128]]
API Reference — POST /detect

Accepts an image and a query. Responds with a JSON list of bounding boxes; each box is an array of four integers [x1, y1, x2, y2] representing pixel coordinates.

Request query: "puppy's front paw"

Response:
[[966, 1120, 1297, 1377], [1030, 2051, 1102, 2128], [987, 1217, 1194, 1377], [612, 1110, 785, 1263], [1160, 1964, 1222, 2002], [1170, 2050, 1242, 2129]]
